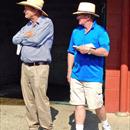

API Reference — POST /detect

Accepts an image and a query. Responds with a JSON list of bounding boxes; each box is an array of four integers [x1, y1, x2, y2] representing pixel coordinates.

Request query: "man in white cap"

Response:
[[12, 0, 54, 130], [67, 2, 111, 130]]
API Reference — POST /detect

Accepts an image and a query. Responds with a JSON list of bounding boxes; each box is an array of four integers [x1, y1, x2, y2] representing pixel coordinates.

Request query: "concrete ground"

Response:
[[0, 98, 130, 130]]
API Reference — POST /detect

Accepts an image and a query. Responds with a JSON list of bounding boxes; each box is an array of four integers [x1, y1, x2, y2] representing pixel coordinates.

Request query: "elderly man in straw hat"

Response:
[[67, 2, 111, 130], [12, 0, 54, 130]]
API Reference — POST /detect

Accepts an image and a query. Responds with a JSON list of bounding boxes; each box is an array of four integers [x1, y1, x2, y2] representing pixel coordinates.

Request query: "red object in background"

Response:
[[105, 0, 130, 112]]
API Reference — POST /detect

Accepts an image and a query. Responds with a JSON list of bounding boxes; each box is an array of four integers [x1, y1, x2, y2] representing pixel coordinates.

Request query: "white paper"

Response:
[[16, 44, 22, 55], [73, 45, 79, 49], [85, 43, 96, 48], [73, 43, 96, 49]]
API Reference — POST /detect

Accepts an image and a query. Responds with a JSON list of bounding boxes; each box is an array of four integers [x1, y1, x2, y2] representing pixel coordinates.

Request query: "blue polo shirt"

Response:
[[67, 21, 110, 82]]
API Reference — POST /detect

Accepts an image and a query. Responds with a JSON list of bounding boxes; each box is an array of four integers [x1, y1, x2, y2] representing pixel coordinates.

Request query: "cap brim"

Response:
[[73, 11, 99, 17], [17, 2, 48, 16]]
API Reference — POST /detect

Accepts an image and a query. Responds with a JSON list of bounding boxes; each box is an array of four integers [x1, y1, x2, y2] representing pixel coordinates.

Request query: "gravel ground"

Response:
[[0, 98, 130, 130]]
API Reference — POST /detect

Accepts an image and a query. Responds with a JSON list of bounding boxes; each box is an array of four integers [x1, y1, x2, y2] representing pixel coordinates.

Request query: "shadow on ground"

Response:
[[69, 110, 100, 130]]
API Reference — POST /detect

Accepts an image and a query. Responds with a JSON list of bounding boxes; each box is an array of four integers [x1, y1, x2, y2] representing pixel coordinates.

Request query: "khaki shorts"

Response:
[[70, 78, 103, 109]]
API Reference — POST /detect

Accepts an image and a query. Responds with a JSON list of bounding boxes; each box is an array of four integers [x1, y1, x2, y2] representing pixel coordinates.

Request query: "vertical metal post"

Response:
[[119, 0, 129, 113]]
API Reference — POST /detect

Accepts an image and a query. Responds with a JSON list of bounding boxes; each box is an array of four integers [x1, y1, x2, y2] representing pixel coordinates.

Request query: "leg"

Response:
[[69, 79, 86, 130], [21, 64, 39, 130], [83, 82, 111, 130], [31, 65, 52, 130], [75, 105, 86, 124], [96, 106, 111, 130], [95, 105, 106, 121], [75, 105, 86, 130]]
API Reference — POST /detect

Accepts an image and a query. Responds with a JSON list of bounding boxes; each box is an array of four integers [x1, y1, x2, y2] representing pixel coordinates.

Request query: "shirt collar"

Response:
[[91, 20, 97, 29], [29, 16, 45, 26], [37, 16, 46, 24]]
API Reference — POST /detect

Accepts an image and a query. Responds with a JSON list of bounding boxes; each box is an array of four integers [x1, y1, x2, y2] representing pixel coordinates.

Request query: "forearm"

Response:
[[21, 31, 50, 47], [12, 32, 26, 45], [12, 25, 29, 45], [22, 23, 53, 47], [67, 53, 74, 71], [67, 53, 74, 83], [89, 47, 109, 57]]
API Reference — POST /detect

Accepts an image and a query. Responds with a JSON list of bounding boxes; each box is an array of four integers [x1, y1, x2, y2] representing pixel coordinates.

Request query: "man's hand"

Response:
[[24, 31, 34, 38], [74, 45, 91, 54]]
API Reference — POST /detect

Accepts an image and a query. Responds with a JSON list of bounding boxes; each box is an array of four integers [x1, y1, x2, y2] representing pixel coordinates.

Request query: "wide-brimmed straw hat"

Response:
[[73, 2, 99, 17], [17, 0, 48, 16]]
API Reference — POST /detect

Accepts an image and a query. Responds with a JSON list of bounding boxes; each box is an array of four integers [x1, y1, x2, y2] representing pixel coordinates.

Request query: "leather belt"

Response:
[[23, 61, 49, 66]]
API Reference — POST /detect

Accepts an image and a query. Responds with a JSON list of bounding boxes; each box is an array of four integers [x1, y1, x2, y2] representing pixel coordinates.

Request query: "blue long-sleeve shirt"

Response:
[[12, 16, 54, 63], [67, 21, 110, 82]]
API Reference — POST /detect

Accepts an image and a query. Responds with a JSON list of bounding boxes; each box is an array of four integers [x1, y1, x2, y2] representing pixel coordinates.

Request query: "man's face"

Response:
[[76, 14, 90, 26], [24, 6, 37, 19]]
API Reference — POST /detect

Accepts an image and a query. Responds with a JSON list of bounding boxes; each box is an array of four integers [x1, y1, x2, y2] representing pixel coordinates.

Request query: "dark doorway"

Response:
[[0, 0, 106, 101]]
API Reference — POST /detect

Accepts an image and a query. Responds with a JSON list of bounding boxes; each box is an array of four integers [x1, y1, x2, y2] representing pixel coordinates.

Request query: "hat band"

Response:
[[73, 10, 99, 17], [77, 10, 95, 14]]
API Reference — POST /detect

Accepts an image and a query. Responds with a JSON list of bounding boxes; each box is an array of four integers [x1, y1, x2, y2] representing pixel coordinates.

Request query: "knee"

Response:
[[75, 105, 85, 111]]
